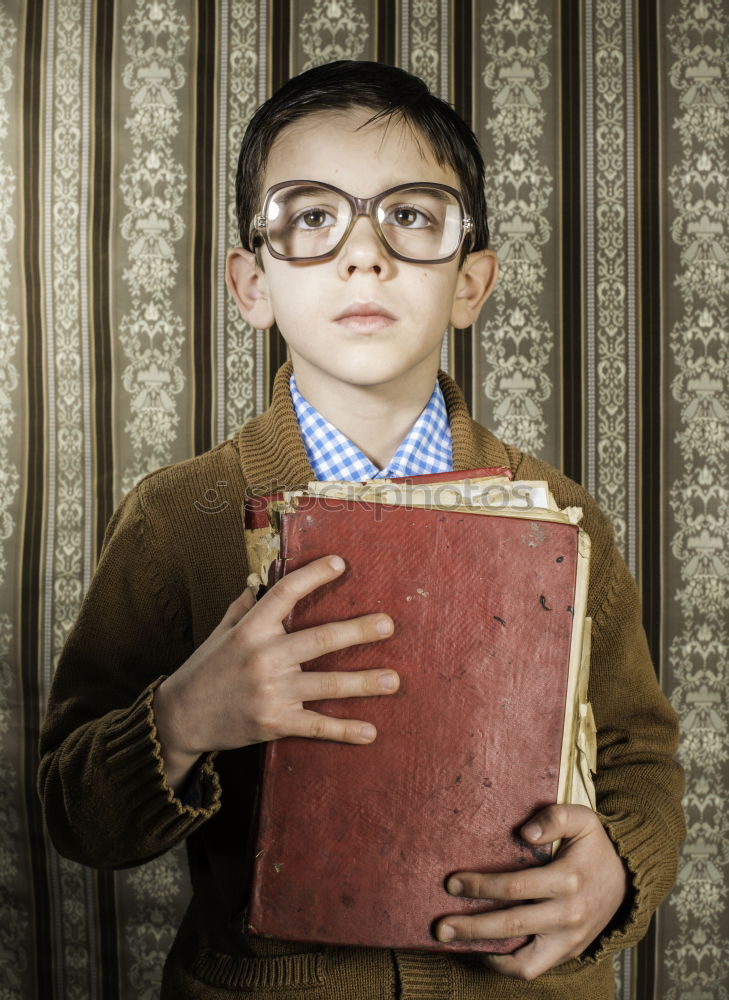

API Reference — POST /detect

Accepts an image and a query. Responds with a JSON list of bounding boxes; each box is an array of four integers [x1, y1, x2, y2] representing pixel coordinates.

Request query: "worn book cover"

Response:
[[244, 473, 595, 953]]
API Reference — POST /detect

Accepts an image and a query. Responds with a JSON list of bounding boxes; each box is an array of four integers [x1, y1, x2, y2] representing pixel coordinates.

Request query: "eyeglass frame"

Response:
[[249, 179, 475, 264]]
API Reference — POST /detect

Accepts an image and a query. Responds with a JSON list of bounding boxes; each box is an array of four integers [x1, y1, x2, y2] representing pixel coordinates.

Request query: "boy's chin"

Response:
[[291, 349, 442, 396], [306, 364, 437, 396]]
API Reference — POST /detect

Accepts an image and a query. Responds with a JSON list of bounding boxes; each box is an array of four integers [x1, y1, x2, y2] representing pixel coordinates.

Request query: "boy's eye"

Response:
[[383, 204, 432, 229], [291, 207, 336, 229]]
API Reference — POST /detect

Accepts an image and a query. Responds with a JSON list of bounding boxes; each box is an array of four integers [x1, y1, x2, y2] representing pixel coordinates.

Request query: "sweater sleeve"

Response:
[[586, 540, 685, 959], [37, 486, 222, 869]]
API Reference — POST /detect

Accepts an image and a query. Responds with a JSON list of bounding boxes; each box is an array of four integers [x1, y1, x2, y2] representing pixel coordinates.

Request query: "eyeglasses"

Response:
[[250, 180, 474, 264]]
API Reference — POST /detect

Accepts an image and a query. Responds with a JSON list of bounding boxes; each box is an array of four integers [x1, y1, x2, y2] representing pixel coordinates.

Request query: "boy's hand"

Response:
[[153, 555, 399, 790], [435, 804, 629, 980]]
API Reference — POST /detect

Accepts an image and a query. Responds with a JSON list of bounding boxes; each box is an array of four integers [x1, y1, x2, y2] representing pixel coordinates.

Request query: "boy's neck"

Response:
[[292, 364, 440, 471]]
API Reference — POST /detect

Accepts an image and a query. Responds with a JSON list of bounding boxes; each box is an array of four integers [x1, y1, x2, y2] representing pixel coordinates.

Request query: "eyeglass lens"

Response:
[[265, 184, 464, 260]]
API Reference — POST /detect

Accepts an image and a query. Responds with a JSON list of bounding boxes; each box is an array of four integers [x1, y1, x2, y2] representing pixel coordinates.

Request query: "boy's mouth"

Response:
[[334, 302, 397, 331]]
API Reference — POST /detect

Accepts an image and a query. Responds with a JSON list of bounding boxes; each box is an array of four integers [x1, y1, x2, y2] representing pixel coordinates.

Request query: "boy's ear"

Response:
[[449, 250, 499, 330], [225, 247, 275, 329]]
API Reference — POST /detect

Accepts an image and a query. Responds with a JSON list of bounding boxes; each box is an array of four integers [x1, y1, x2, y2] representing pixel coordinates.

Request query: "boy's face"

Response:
[[227, 108, 497, 404]]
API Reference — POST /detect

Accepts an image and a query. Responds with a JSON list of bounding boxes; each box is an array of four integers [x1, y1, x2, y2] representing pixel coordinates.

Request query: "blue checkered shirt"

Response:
[[290, 373, 453, 481]]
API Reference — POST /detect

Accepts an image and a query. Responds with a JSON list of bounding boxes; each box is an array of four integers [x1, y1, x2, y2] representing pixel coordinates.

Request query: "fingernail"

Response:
[[378, 672, 398, 690], [359, 724, 376, 742], [376, 617, 393, 635], [329, 556, 345, 571], [438, 924, 455, 943], [447, 878, 463, 896], [524, 821, 543, 841]]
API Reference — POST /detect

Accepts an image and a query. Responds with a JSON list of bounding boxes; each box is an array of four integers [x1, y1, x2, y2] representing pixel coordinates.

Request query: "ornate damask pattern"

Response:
[[587, 0, 634, 560], [663, 2, 729, 996], [223, 0, 258, 435], [45, 0, 99, 986], [407, 0, 440, 95], [479, 0, 554, 456], [405, 0, 450, 373], [117, 3, 192, 994], [586, 6, 637, 993], [0, 8, 26, 998], [48, 0, 90, 669], [297, 0, 370, 70], [118, 0, 189, 492], [123, 855, 185, 998]]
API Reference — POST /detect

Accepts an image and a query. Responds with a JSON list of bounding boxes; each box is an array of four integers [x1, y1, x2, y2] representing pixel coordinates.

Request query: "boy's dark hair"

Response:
[[235, 60, 489, 260]]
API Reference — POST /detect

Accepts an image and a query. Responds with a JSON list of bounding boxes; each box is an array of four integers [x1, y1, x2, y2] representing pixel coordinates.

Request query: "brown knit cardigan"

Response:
[[38, 364, 684, 1000]]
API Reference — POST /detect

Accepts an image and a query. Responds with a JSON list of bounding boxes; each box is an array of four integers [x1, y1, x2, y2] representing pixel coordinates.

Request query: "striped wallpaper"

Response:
[[1, 1, 726, 997]]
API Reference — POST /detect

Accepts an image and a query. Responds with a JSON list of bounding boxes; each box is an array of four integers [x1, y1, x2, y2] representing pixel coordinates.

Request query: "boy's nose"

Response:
[[336, 214, 393, 276]]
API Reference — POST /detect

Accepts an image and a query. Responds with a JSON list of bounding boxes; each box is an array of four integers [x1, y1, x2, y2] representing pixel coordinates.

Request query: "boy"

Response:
[[39, 61, 684, 999]]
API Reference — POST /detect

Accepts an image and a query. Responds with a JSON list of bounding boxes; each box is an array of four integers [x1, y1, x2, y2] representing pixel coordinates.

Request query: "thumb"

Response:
[[521, 803, 598, 846], [218, 586, 257, 629]]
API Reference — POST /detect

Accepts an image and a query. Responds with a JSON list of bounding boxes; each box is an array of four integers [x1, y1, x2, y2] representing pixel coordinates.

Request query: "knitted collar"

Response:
[[235, 361, 512, 494]]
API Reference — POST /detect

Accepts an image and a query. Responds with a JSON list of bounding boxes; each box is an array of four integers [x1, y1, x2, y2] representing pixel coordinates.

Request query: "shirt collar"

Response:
[[290, 373, 453, 481]]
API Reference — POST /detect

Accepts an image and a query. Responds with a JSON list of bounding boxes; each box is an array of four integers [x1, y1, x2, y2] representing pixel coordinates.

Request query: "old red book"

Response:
[[244, 474, 594, 953]]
